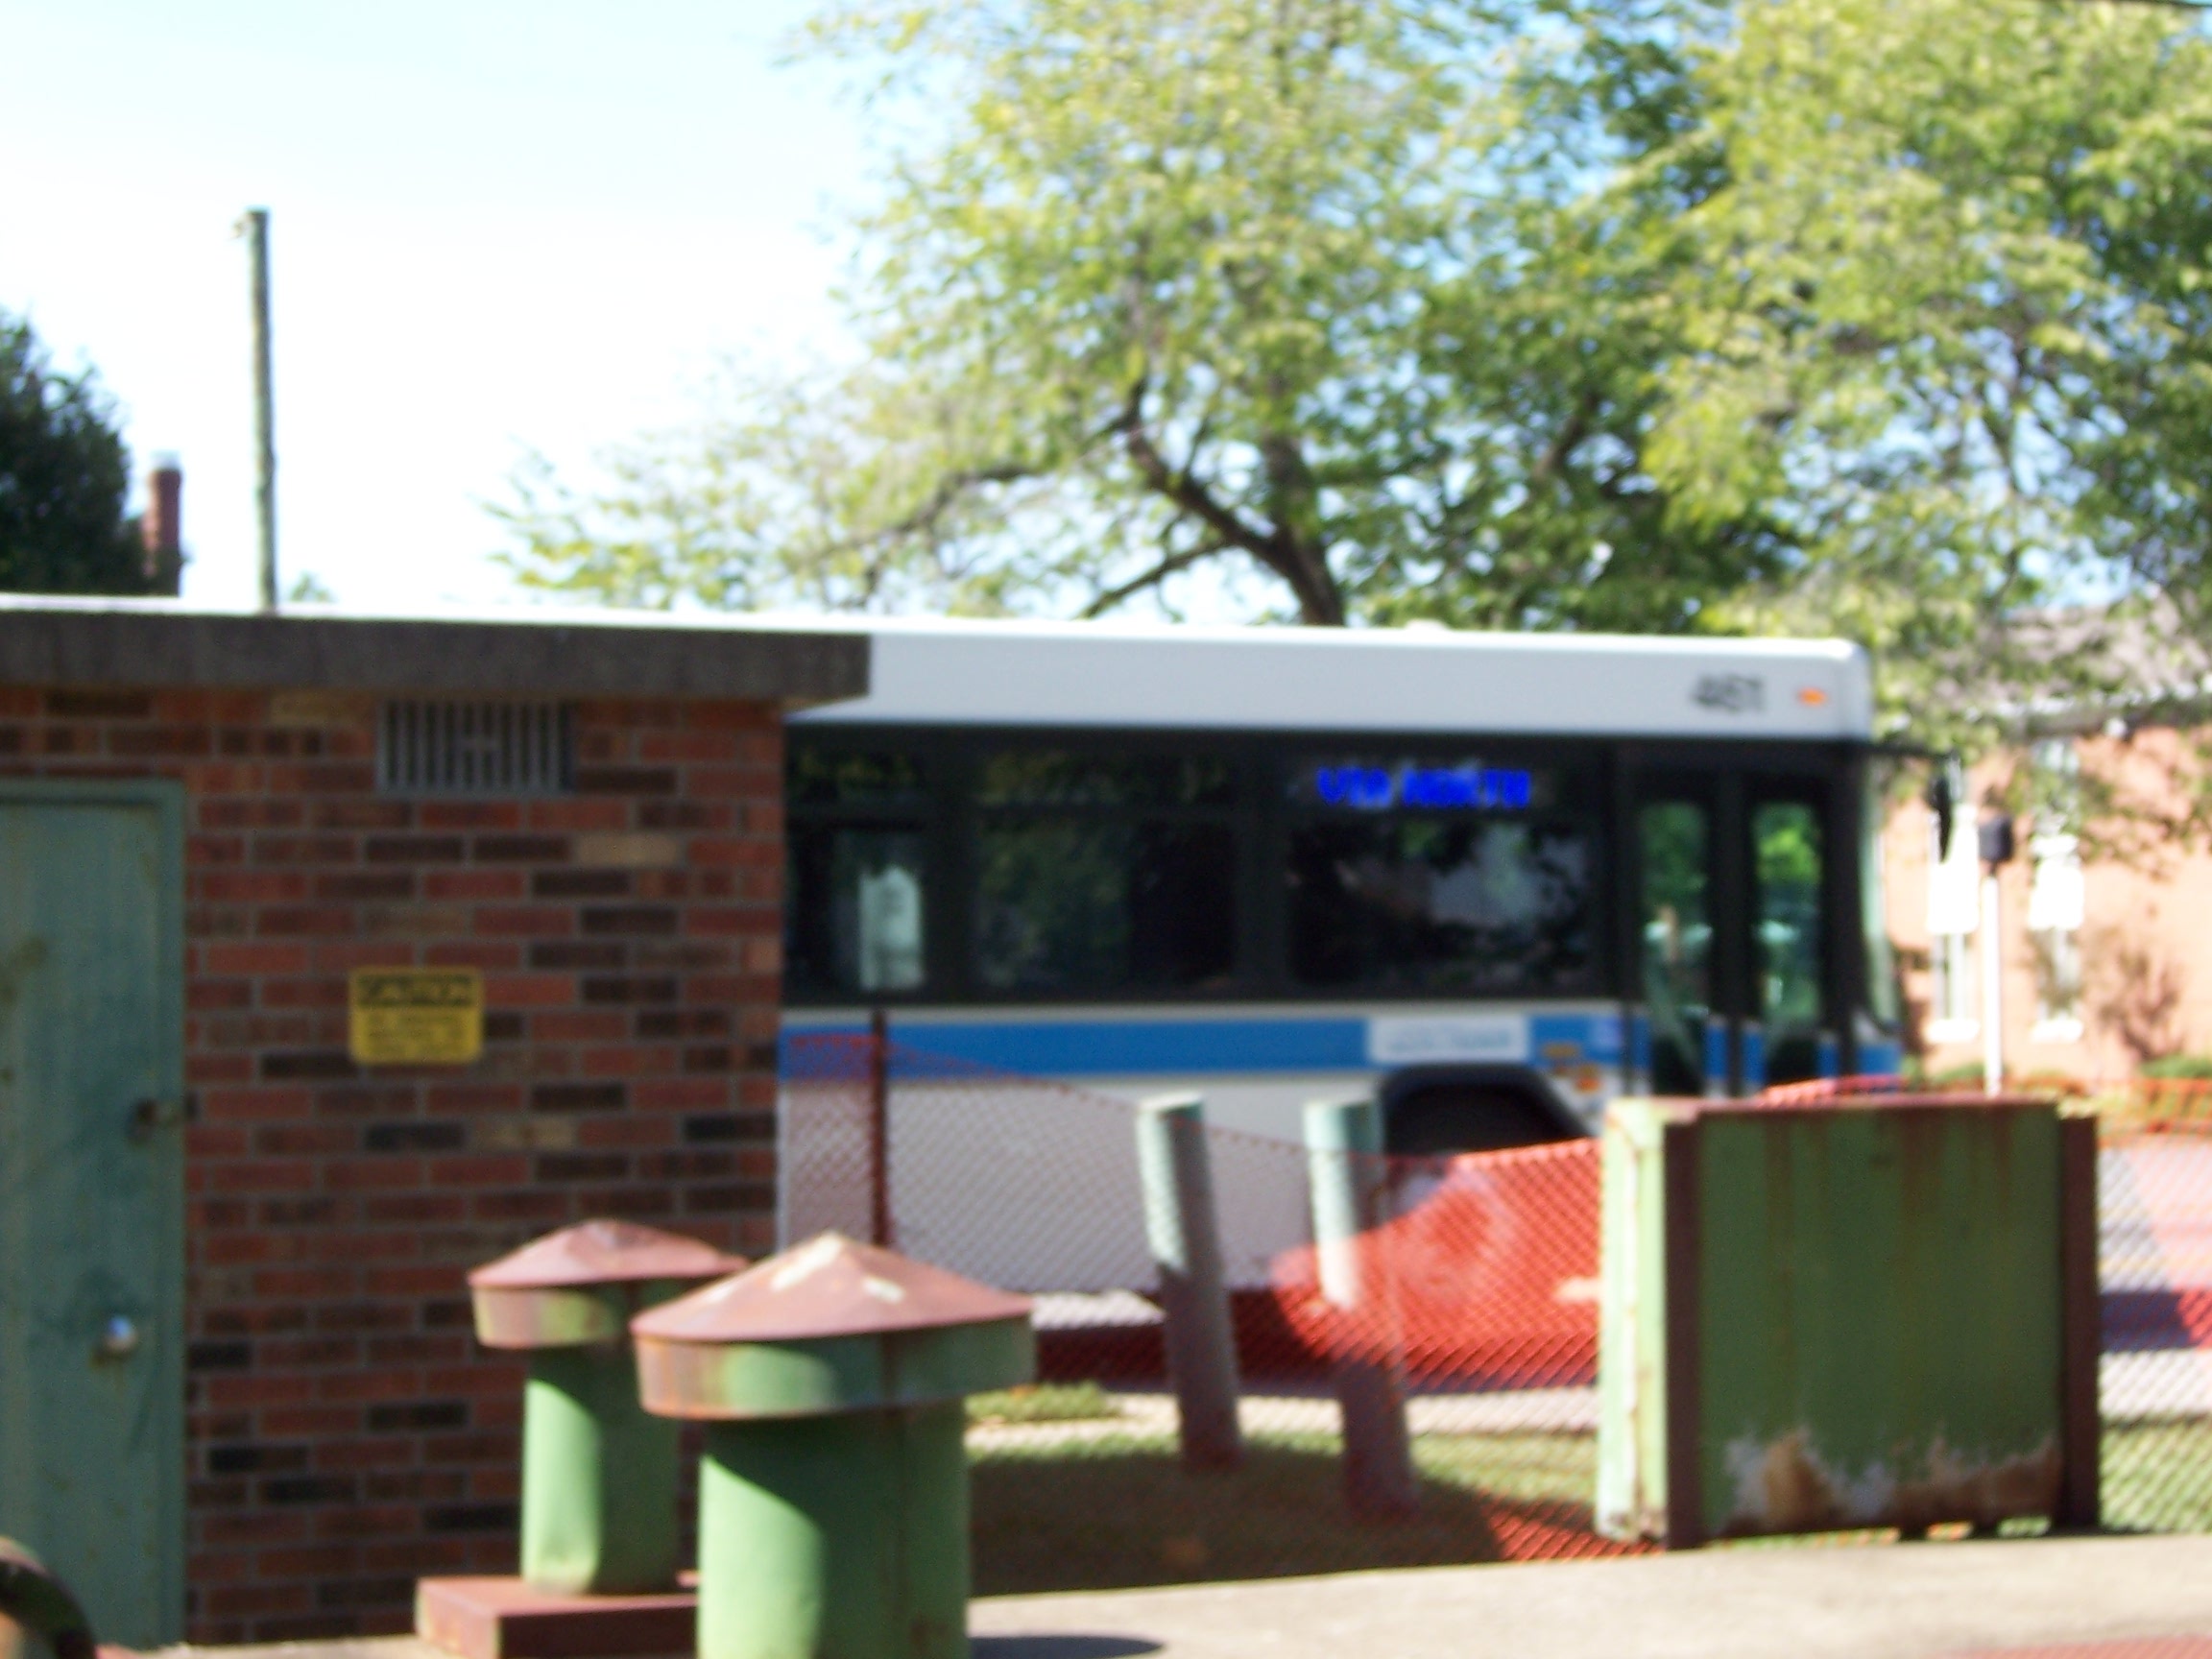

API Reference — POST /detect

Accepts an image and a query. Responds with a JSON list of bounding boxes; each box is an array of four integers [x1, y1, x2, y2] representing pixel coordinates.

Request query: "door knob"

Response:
[[96, 1315, 140, 1359], [128, 1097, 185, 1142]]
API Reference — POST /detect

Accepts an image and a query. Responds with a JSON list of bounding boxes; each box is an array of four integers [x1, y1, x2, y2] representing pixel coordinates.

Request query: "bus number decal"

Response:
[[1693, 673, 1766, 713]]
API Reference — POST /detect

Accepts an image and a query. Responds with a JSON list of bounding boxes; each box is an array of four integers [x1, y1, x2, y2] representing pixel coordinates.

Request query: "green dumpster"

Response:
[[469, 1219, 744, 1593], [1596, 1095, 2099, 1547], [633, 1231, 1034, 1659]]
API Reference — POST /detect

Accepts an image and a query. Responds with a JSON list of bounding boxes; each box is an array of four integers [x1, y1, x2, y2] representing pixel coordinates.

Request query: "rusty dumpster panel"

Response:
[[1695, 1103, 2065, 1541]]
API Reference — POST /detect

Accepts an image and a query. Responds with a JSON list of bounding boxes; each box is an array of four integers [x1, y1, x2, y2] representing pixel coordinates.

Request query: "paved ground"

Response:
[[965, 1534, 2212, 1659], [176, 1535, 2212, 1659]]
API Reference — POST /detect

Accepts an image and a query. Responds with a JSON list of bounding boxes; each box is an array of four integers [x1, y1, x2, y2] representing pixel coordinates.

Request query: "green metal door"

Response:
[[0, 783, 185, 1644]]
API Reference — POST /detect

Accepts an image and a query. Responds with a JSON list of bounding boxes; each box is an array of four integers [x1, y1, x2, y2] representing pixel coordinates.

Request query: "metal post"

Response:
[[1135, 1094, 1242, 1472], [1625, 1005, 1650, 1095], [522, 1342, 683, 1593], [634, 1234, 1032, 1659], [241, 207, 277, 612], [868, 1007, 893, 1248], [467, 1221, 742, 1597], [1981, 870, 2005, 1094], [698, 1402, 968, 1659], [1739, 1021, 1767, 1096], [1303, 1098, 1418, 1518]]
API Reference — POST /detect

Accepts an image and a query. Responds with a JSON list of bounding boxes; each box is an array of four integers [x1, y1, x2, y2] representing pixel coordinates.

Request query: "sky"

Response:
[[0, 0, 867, 611]]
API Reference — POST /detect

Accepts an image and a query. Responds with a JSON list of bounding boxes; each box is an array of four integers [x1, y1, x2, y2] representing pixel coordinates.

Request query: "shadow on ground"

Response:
[[971, 1435, 1630, 1597], [970, 1639, 1164, 1657]]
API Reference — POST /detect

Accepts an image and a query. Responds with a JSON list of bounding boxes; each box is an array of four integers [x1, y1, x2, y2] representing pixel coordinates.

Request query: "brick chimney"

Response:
[[142, 455, 183, 595]]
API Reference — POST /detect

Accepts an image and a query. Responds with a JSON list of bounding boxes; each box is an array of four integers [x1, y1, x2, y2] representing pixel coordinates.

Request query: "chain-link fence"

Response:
[[2098, 1102, 2212, 1536], [782, 1036, 2212, 1593]]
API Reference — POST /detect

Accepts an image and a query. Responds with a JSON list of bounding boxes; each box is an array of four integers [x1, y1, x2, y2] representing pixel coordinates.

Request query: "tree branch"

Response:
[[1078, 538, 1225, 617], [1528, 393, 1599, 489], [867, 459, 1037, 549], [1113, 378, 1273, 563]]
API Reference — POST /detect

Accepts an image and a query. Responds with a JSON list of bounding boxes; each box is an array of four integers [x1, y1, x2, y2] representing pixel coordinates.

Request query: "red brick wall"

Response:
[[0, 685, 784, 1641]]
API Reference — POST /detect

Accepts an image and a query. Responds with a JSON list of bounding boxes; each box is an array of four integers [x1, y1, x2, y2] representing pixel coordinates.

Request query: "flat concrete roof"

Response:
[[0, 598, 867, 704]]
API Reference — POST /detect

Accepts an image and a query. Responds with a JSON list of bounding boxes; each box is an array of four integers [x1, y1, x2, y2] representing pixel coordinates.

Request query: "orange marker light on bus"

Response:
[[1797, 686, 1829, 707]]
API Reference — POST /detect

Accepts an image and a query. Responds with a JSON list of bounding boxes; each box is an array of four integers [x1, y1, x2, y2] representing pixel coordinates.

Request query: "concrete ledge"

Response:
[[415, 1576, 693, 1659], [0, 600, 867, 704]]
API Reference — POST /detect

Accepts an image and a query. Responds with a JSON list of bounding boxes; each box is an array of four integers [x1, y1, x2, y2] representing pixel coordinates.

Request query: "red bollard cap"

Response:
[[470, 1219, 746, 1350], [633, 1233, 1029, 1345], [631, 1233, 1033, 1419]]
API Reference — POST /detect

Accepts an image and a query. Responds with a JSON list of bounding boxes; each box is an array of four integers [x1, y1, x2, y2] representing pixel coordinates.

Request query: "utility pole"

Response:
[[241, 207, 278, 612], [1978, 810, 2017, 1094]]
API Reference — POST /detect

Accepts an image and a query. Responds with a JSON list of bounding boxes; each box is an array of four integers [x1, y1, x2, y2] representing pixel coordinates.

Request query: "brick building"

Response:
[[0, 599, 862, 1643], [1884, 725, 2212, 1084]]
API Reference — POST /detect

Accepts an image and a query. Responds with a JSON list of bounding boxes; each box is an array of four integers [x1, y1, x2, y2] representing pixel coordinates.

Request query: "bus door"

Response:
[[1628, 764, 1842, 1096]]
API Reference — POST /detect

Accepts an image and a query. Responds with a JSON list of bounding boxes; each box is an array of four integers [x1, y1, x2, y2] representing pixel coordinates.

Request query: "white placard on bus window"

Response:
[[1367, 1014, 1531, 1066]]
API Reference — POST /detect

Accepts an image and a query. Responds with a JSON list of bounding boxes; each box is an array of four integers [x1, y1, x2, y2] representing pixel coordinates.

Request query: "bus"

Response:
[[780, 617, 1902, 1155]]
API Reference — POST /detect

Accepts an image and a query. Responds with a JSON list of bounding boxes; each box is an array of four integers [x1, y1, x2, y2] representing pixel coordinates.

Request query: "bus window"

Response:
[[1862, 772, 1902, 1030], [1288, 817, 1595, 993], [972, 748, 1238, 994], [1754, 799, 1824, 1081], [787, 827, 928, 995], [977, 751, 1236, 808], [790, 747, 927, 806], [974, 820, 1236, 992], [1639, 800, 1711, 1095]]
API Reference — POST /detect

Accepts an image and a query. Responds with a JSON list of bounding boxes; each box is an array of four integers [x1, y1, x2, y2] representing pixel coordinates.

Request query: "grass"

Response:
[[964, 1417, 2212, 1597], [969, 1431, 1605, 1596], [969, 1382, 1124, 1426], [2106, 1419, 2212, 1534]]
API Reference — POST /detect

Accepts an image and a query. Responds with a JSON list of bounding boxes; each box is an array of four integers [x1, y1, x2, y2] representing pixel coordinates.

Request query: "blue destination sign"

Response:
[[1310, 762, 1534, 812]]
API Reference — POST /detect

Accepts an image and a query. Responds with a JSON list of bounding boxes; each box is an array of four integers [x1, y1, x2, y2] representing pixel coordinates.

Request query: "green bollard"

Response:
[[1135, 1093, 1243, 1472], [633, 1232, 1035, 1659], [1305, 1098, 1419, 1519], [469, 1219, 745, 1595]]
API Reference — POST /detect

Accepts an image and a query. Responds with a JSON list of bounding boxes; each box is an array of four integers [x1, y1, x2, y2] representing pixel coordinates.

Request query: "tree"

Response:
[[501, 0, 2212, 752], [0, 314, 155, 595], [503, 0, 1789, 630], [1628, 0, 2212, 745]]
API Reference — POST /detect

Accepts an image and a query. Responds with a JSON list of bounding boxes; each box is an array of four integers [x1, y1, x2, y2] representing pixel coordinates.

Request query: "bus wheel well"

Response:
[[1379, 1067, 1586, 1157]]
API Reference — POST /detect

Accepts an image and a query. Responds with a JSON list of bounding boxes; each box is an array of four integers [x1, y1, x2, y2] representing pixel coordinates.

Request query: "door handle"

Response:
[[96, 1314, 140, 1359], [128, 1097, 185, 1142]]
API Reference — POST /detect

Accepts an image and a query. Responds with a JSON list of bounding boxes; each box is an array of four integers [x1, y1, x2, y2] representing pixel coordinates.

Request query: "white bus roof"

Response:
[[793, 616, 1874, 741]]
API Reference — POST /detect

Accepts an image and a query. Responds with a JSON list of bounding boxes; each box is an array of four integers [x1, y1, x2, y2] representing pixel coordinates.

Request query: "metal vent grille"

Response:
[[379, 701, 573, 795]]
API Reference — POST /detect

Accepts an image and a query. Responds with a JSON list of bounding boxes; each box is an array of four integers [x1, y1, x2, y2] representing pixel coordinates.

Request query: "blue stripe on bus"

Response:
[[783, 1017, 1369, 1074], [782, 1011, 1623, 1077], [1858, 1038, 1904, 1078]]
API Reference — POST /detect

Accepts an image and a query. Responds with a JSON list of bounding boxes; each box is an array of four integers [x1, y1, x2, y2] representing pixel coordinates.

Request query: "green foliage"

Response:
[[2140, 1055, 2212, 1083], [0, 315, 155, 595], [504, 0, 1783, 631], [499, 0, 2212, 753], [495, 359, 1041, 613], [1640, 0, 2212, 746]]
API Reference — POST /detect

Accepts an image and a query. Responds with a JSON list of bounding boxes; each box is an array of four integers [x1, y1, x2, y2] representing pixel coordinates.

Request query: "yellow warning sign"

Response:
[[349, 968, 484, 1066]]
